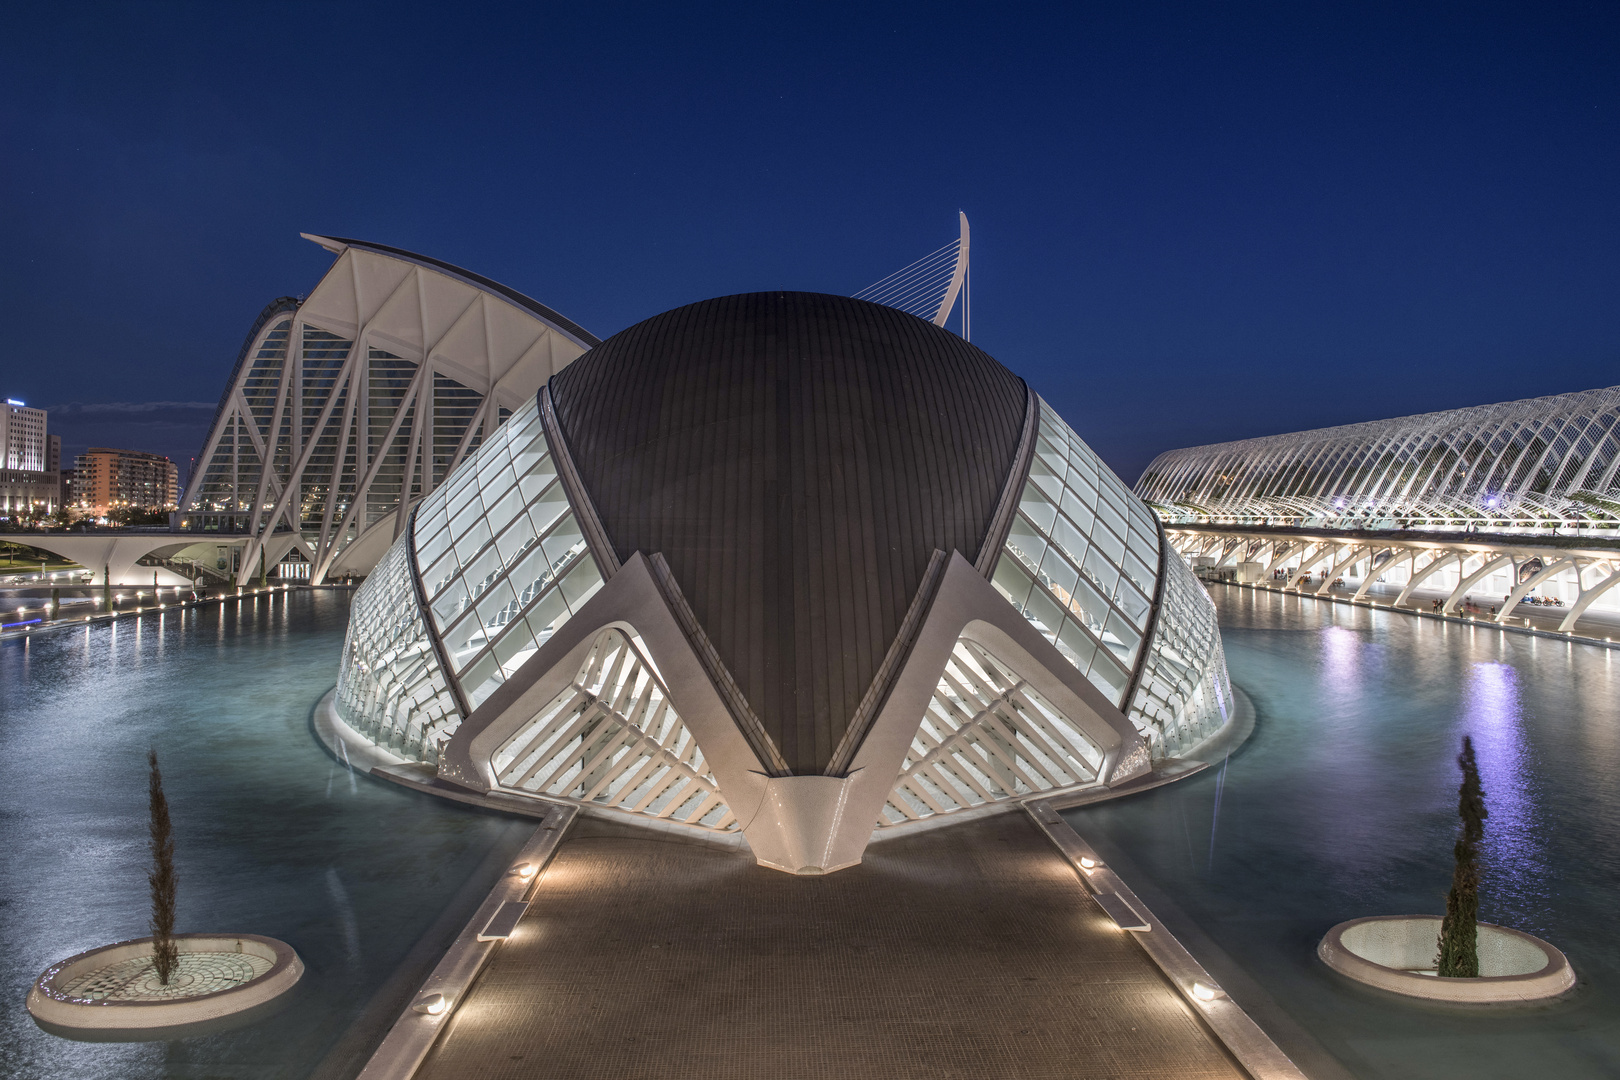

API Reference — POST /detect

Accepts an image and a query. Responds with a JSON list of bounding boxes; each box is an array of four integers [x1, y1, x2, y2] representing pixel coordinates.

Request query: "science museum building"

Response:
[[200, 235, 1233, 875]]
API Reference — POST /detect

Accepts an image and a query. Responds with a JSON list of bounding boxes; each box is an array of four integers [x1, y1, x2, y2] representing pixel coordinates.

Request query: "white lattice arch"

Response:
[[182, 236, 598, 585]]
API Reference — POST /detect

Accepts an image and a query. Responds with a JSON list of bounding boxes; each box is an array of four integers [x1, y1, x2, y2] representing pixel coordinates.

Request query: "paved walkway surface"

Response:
[[416, 811, 1243, 1080]]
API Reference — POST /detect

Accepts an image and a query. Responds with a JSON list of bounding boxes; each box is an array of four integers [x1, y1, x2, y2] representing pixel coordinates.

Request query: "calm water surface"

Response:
[[0, 591, 532, 1080], [1068, 586, 1620, 1080]]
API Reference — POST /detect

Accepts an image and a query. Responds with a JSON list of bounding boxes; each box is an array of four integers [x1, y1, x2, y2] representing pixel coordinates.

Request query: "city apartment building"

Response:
[[73, 447, 180, 517]]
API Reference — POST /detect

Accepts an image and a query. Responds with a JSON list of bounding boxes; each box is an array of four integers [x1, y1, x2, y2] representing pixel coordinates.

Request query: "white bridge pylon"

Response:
[[853, 212, 970, 340]]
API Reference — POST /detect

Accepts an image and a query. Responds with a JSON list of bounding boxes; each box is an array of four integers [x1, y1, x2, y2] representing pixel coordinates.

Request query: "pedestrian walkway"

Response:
[[415, 811, 1245, 1080]]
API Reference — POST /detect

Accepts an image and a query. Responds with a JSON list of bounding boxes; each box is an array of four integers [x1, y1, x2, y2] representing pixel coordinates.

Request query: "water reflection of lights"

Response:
[[1461, 661, 1546, 926], [1321, 625, 1359, 692]]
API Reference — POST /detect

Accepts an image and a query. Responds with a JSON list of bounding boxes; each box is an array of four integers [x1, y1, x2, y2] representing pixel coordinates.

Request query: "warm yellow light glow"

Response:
[[1192, 981, 1219, 1001], [1079, 856, 1097, 870]]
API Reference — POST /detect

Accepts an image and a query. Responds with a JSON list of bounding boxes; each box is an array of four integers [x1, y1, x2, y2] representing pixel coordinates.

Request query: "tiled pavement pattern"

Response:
[[416, 811, 1244, 1080]]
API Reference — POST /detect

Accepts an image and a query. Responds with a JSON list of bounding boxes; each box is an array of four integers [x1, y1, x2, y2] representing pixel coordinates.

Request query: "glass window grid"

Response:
[[409, 396, 605, 710], [997, 399, 1166, 702], [1003, 399, 1230, 760], [335, 537, 460, 764], [1125, 539, 1232, 759]]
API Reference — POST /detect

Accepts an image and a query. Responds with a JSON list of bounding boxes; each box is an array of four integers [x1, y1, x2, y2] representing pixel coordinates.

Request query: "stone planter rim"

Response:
[[27, 933, 303, 1036], [1318, 915, 1574, 1004]]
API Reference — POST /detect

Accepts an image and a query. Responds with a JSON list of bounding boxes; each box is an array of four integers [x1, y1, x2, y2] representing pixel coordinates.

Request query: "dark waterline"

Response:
[[0, 591, 533, 1080], [1067, 586, 1620, 1080]]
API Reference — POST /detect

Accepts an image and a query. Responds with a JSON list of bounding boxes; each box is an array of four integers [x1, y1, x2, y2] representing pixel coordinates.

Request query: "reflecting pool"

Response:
[[0, 591, 533, 1080], [1068, 586, 1620, 1080]]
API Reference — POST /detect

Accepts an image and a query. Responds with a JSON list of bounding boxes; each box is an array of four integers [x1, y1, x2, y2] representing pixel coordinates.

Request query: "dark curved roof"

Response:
[[550, 292, 1027, 774]]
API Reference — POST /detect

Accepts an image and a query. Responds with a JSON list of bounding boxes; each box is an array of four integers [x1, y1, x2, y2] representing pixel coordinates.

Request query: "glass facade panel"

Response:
[[1017, 485, 1058, 533], [409, 395, 604, 707], [336, 393, 606, 756], [335, 537, 460, 763], [991, 554, 1035, 609], [1125, 537, 1232, 758], [995, 396, 1232, 762], [1005, 515, 1048, 571]]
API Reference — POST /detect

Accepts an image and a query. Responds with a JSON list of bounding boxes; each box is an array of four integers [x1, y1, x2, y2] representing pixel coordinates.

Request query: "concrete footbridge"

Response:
[[0, 529, 264, 586]]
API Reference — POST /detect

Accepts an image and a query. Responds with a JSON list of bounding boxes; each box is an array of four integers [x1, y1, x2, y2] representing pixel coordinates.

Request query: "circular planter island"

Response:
[[28, 934, 303, 1041], [1319, 916, 1574, 1004]]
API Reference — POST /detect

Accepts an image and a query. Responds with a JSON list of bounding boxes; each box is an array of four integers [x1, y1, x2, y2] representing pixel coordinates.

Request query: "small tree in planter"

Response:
[[1436, 735, 1488, 977], [148, 749, 178, 984]]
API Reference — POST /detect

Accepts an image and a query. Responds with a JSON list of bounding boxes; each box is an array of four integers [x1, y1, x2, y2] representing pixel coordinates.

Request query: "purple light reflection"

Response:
[[1320, 625, 1359, 693], [1460, 661, 1546, 924]]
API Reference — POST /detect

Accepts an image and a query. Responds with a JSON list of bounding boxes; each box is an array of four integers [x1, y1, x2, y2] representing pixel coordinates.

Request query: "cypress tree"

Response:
[[1436, 735, 1488, 977], [148, 749, 179, 984]]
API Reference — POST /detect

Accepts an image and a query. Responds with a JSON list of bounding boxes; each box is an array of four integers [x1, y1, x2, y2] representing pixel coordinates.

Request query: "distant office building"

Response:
[[73, 448, 180, 517], [0, 469, 58, 517], [1, 400, 47, 471], [58, 467, 76, 508], [0, 399, 58, 518]]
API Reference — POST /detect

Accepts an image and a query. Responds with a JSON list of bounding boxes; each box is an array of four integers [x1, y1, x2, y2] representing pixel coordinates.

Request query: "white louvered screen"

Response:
[[881, 639, 1106, 826], [491, 628, 737, 832]]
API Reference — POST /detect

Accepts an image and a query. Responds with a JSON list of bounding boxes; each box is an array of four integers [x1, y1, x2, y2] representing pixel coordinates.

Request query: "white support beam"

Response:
[[1560, 569, 1620, 631], [1313, 544, 1370, 596], [1395, 551, 1460, 607], [1354, 547, 1413, 600], [1495, 558, 1578, 623], [1442, 554, 1513, 613]]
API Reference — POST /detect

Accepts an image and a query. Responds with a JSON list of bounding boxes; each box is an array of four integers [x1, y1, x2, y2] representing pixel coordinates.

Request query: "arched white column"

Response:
[[1313, 544, 1371, 595], [1286, 543, 1334, 588], [1495, 558, 1578, 623], [1354, 547, 1413, 600], [1395, 551, 1460, 606], [1443, 554, 1513, 612], [1559, 567, 1620, 631]]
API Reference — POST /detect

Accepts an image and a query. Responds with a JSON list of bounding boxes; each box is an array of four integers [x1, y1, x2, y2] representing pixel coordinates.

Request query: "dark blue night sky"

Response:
[[3, 2, 1617, 482]]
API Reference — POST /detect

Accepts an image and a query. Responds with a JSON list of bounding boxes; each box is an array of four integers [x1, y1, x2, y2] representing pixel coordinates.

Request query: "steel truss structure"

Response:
[[182, 236, 598, 586], [1137, 386, 1620, 533]]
